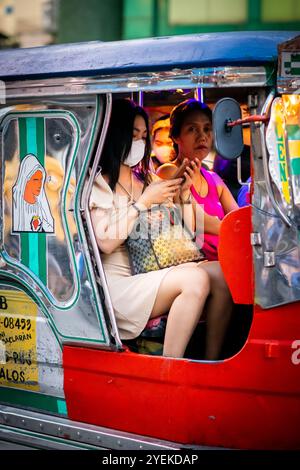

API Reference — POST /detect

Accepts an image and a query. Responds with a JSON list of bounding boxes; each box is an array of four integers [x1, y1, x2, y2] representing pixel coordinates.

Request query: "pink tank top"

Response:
[[190, 167, 225, 261]]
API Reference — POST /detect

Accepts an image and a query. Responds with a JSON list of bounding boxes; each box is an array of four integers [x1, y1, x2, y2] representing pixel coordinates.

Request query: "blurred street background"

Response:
[[0, 0, 299, 49]]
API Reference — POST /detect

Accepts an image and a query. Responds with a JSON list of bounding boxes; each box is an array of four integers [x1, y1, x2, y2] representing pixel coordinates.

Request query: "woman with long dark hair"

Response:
[[90, 99, 214, 359]]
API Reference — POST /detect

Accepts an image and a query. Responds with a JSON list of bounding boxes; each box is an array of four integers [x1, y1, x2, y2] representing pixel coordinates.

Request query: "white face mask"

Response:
[[124, 139, 145, 167], [154, 145, 174, 164]]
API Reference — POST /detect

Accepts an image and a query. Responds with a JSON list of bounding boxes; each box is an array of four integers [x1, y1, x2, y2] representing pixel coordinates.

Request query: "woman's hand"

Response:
[[138, 178, 183, 209], [180, 158, 201, 203]]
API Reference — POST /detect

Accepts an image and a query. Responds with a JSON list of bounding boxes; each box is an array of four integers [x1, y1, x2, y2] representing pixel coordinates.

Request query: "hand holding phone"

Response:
[[155, 163, 179, 180], [171, 160, 188, 179]]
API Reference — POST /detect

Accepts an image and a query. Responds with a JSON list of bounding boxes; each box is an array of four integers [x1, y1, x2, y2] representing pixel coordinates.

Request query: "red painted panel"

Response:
[[63, 304, 300, 449], [218, 206, 253, 304]]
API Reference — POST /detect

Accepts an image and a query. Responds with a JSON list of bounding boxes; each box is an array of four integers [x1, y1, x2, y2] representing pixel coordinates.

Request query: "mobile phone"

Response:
[[171, 161, 187, 179], [155, 162, 187, 180]]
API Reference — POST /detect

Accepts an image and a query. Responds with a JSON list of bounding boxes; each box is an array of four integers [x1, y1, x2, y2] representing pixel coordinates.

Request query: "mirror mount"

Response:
[[213, 98, 244, 160], [213, 97, 269, 160]]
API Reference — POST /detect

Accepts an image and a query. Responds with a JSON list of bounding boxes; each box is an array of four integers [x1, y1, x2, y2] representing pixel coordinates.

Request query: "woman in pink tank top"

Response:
[[190, 168, 225, 260], [169, 99, 238, 359], [170, 99, 238, 261]]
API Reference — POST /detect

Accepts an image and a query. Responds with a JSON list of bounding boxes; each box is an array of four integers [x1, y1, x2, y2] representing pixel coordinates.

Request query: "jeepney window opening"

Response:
[[86, 89, 254, 360]]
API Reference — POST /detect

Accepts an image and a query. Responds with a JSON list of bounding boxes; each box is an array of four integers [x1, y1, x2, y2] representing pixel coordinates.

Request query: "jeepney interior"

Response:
[[86, 86, 256, 360]]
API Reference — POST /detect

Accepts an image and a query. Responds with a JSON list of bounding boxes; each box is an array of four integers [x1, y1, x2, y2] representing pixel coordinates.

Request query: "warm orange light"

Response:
[[282, 94, 300, 122]]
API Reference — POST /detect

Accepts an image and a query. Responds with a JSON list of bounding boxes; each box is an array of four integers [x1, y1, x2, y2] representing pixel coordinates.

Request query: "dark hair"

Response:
[[100, 99, 151, 190], [151, 113, 170, 138], [134, 105, 151, 185], [158, 113, 170, 121], [170, 99, 212, 155]]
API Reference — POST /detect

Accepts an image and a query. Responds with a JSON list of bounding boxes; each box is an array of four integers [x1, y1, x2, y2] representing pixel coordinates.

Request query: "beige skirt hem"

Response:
[[105, 265, 176, 340]]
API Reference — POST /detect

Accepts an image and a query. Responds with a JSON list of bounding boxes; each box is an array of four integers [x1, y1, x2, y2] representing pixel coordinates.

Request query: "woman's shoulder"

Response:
[[89, 172, 114, 210], [201, 168, 226, 199], [202, 168, 224, 187]]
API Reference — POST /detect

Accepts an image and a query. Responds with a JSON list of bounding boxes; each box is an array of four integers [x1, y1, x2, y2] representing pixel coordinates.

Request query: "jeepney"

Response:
[[0, 31, 299, 450]]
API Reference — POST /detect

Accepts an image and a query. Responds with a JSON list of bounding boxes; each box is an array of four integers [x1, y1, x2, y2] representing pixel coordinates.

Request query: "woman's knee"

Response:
[[151, 267, 209, 317], [202, 262, 230, 296], [180, 267, 210, 299]]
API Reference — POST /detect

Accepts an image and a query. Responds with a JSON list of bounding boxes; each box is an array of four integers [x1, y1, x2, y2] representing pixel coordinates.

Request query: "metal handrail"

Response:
[[237, 157, 249, 186]]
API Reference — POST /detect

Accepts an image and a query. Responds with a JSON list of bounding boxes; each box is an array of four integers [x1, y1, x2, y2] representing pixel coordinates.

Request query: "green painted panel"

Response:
[[124, 0, 152, 16], [123, 0, 153, 38], [287, 125, 300, 140], [25, 118, 39, 277], [121, 0, 300, 39], [0, 387, 67, 415], [262, 0, 300, 22], [38, 236, 47, 285], [18, 119, 30, 268], [18, 118, 27, 160], [26, 118, 37, 156], [20, 233, 29, 271], [28, 233, 39, 278], [168, 0, 247, 25], [35, 118, 47, 284], [36, 117, 45, 166], [57, 398, 68, 415], [57, 0, 122, 43], [17, 117, 47, 284], [124, 18, 153, 39], [291, 158, 300, 175]]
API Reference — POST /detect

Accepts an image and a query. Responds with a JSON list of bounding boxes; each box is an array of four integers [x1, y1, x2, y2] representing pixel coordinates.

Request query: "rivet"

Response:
[[264, 251, 275, 267]]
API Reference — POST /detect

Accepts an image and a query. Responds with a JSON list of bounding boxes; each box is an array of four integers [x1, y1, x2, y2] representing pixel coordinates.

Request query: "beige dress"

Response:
[[89, 173, 173, 340]]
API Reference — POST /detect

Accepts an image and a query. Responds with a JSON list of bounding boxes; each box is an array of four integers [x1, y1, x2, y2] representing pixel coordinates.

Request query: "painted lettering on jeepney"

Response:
[[278, 140, 288, 183], [0, 289, 39, 391]]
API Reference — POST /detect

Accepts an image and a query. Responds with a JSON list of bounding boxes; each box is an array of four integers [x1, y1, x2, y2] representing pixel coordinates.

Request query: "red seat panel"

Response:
[[218, 206, 253, 304]]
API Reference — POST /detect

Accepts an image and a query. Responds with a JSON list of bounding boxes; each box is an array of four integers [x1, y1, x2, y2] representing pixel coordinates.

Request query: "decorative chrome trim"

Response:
[[0, 425, 102, 449], [0, 405, 184, 450], [277, 77, 300, 94], [3, 66, 269, 99], [191, 66, 269, 88], [259, 90, 292, 227]]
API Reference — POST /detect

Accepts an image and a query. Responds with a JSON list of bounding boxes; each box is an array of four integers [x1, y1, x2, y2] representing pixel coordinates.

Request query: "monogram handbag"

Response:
[[126, 204, 205, 275]]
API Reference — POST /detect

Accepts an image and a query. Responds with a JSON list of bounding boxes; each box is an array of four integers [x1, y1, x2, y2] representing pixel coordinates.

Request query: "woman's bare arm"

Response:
[[196, 172, 238, 235], [213, 173, 239, 214], [91, 178, 183, 254], [91, 205, 140, 254]]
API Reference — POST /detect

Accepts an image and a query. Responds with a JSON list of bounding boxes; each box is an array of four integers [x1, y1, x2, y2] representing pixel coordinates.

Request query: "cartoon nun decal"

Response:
[[12, 153, 54, 233]]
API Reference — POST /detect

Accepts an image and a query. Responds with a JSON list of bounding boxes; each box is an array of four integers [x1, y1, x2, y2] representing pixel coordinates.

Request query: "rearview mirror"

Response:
[[213, 98, 244, 160]]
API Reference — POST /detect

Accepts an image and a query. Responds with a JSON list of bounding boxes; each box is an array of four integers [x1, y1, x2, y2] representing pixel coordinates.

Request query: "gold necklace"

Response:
[[117, 171, 134, 202], [197, 173, 203, 197]]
